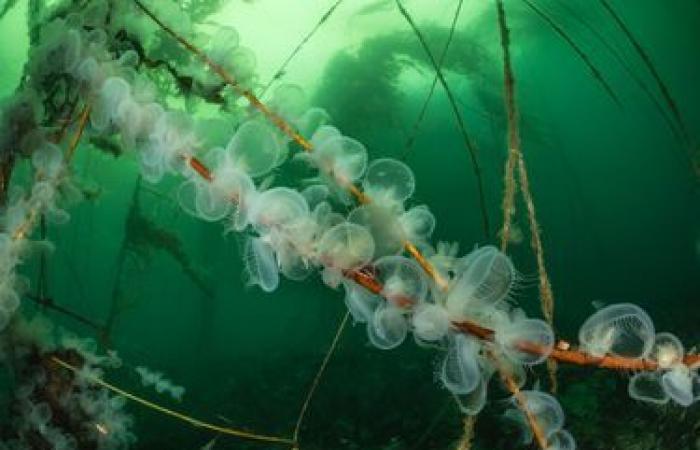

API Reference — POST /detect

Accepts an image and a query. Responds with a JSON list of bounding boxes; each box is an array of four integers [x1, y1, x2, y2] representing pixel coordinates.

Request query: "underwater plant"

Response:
[[0, 1, 697, 449]]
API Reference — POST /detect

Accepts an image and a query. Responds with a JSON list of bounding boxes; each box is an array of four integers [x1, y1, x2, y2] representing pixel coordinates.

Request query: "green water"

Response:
[[1, 0, 699, 449]]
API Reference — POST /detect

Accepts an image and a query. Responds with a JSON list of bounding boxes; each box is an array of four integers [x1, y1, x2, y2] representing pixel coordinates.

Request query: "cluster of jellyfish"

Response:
[[0, 1, 698, 449]]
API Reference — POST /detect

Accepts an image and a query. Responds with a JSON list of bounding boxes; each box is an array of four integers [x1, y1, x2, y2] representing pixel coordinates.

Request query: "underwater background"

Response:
[[1, 0, 699, 449]]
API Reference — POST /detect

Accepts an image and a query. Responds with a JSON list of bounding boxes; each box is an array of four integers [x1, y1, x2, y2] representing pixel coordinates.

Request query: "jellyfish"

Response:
[[270, 83, 308, 123], [367, 303, 408, 350], [661, 365, 694, 406], [247, 187, 309, 234], [578, 303, 655, 359], [495, 318, 555, 366], [244, 237, 279, 293], [546, 429, 576, 450], [316, 222, 374, 288], [343, 281, 382, 324], [650, 332, 684, 369], [362, 158, 415, 207], [628, 371, 669, 405], [446, 246, 515, 320], [411, 303, 450, 342], [505, 391, 565, 446], [373, 255, 428, 308], [440, 334, 481, 395], [226, 120, 285, 177]]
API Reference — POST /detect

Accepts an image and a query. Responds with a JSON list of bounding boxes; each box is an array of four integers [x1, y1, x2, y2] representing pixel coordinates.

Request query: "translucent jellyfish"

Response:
[[309, 125, 342, 149], [495, 318, 555, 366], [295, 107, 330, 138], [348, 204, 403, 257], [446, 246, 515, 319], [310, 133, 368, 186], [92, 77, 131, 130], [411, 303, 450, 342], [399, 205, 436, 244], [248, 187, 309, 233], [300, 184, 329, 210], [661, 365, 694, 406], [578, 303, 655, 359], [628, 371, 669, 405], [506, 391, 565, 445], [229, 47, 257, 82], [454, 371, 488, 416], [244, 237, 279, 293], [367, 303, 408, 350], [317, 222, 374, 271], [343, 281, 382, 324], [271, 84, 308, 122], [362, 158, 415, 206], [441, 334, 481, 395], [374, 255, 428, 308], [208, 26, 240, 64], [226, 121, 284, 177], [650, 332, 684, 369], [546, 430, 576, 450]]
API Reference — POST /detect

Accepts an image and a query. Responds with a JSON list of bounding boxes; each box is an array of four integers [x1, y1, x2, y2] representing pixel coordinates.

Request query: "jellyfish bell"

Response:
[[311, 133, 368, 187], [508, 391, 565, 444], [270, 83, 308, 123], [650, 332, 684, 369], [343, 281, 381, 324], [348, 204, 403, 257], [578, 303, 655, 359], [362, 158, 415, 207], [247, 187, 309, 233], [374, 255, 428, 308], [441, 334, 481, 395], [226, 120, 284, 178], [546, 429, 576, 450], [628, 371, 669, 405], [411, 303, 450, 342], [367, 303, 408, 350], [495, 318, 555, 366], [316, 222, 374, 273], [244, 237, 279, 293], [446, 246, 515, 320], [661, 364, 694, 407], [398, 205, 436, 244]]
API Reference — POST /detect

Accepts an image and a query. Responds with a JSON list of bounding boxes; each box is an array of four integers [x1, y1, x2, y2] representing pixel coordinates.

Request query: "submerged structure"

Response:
[[0, 0, 698, 449]]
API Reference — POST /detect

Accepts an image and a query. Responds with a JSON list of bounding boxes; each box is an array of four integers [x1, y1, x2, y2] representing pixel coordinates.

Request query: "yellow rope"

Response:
[[50, 356, 295, 446]]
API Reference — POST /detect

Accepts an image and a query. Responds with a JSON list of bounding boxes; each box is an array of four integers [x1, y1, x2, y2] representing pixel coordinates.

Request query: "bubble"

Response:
[[578, 303, 655, 359]]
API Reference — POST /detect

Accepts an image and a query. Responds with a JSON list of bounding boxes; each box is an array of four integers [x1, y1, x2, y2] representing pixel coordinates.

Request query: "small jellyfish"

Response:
[[628, 371, 669, 405], [367, 303, 408, 350], [362, 158, 415, 206], [226, 120, 284, 177], [446, 246, 515, 319], [441, 334, 481, 395], [411, 303, 450, 342], [248, 187, 309, 233], [316, 222, 374, 271], [495, 318, 555, 366], [546, 429, 576, 450], [271, 83, 308, 122], [343, 281, 382, 324], [244, 237, 279, 293], [454, 371, 488, 416], [309, 132, 368, 186], [399, 205, 436, 244], [578, 303, 655, 359], [348, 204, 403, 257], [374, 255, 428, 308], [661, 365, 694, 406], [650, 332, 684, 369], [506, 391, 565, 445]]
